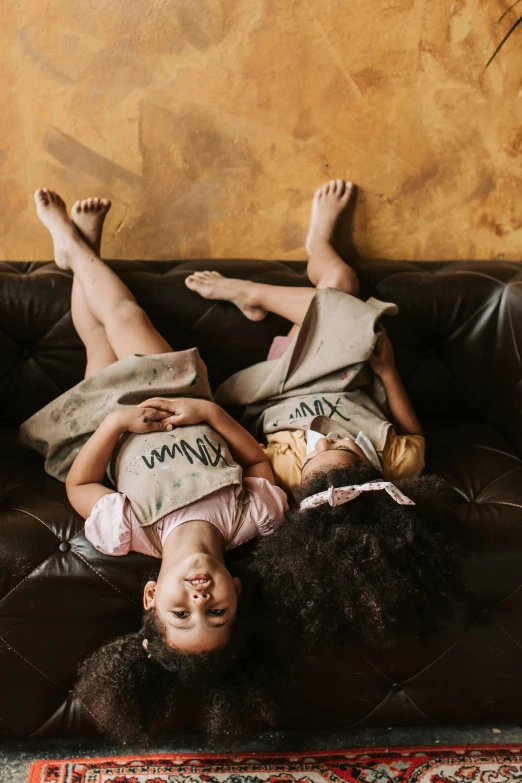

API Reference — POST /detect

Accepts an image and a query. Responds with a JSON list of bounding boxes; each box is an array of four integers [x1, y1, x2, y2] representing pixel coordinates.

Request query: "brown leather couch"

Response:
[[1, 258, 522, 739]]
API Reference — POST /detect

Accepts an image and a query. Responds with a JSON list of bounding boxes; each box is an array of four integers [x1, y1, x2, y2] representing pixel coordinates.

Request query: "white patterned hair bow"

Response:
[[300, 481, 415, 510]]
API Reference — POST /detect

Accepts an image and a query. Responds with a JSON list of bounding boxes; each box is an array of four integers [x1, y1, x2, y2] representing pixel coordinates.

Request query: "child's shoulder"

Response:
[[84, 492, 134, 556]]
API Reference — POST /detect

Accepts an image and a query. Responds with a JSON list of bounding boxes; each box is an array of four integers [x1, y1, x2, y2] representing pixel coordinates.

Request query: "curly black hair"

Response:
[[74, 580, 274, 746], [251, 463, 463, 648]]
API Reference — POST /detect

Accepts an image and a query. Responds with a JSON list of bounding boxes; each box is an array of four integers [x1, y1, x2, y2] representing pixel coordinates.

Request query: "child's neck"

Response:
[[162, 519, 225, 564]]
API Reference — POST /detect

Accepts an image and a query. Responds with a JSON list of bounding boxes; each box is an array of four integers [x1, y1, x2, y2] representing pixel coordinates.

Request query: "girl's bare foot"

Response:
[[306, 179, 353, 256], [185, 271, 267, 321], [72, 198, 111, 255], [34, 189, 79, 270]]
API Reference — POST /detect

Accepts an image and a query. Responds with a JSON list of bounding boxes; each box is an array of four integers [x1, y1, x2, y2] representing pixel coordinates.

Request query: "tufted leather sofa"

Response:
[[1, 257, 522, 739]]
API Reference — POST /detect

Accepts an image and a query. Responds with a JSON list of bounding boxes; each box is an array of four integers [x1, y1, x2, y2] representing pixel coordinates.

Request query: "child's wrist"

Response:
[[377, 365, 398, 383], [203, 400, 223, 425], [104, 410, 130, 433]]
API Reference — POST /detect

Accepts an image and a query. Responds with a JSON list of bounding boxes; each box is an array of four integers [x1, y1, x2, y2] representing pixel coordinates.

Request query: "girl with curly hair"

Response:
[[20, 189, 287, 743], [185, 179, 462, 648]]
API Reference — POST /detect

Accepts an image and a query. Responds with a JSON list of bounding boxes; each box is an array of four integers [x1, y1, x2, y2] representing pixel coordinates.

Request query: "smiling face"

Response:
[[300, 437, 370, 482], [143, 554, 242, 653]]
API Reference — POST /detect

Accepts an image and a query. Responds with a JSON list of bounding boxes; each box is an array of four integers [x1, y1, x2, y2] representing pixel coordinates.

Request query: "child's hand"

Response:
[[138, 397, 215, 427], [108, 407, 173, 434], [370, 324, 396, 378]]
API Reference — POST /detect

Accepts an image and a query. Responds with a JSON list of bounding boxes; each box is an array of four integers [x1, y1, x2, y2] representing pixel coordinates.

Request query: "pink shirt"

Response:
[[84, 477, 288, 558]]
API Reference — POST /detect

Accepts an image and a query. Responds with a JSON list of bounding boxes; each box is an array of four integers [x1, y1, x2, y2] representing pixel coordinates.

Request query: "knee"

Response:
[[337, 268, 359, 297], [321, 267, 359, 297], [110, 300, 149, 329]]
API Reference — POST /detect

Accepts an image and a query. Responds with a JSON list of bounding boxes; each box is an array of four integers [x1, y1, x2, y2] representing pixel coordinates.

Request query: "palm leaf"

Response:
[[498, 0, 522, 24], [486, 11, 522, 66]]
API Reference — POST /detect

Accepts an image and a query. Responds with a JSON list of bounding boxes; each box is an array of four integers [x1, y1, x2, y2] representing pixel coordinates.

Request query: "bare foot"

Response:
[[72, 198, 111, 255], [185, 271, 267, 322], [34, 189, 78, 270], [306, 179, 353, 256]]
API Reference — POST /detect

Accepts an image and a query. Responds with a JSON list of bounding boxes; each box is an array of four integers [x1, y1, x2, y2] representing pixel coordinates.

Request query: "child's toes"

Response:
[[34, 189, 48, 205], [340, 182, 353, 203]]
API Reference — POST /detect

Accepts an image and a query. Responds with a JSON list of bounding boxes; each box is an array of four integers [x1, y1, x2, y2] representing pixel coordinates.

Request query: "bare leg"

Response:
[[72, 197, 110, 256], [185, 273, 315, 326], [34, 189, 172, 359], [70, 198, 118, 377], [305, 179, 359, 297], [185, 179, 359, 327]]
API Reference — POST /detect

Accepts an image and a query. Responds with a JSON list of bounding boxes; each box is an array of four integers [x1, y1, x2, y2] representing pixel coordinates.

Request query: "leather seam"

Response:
[[452, 270, 507, 285], [403, 617, 478, 684], [401, 689, 436, 724], [505, 286, 522, 366], [0, 634, 62, 688], [72, 550, 141, 607], [494, 500, 522, 511], [494, 577, 522, 606], [346, 690, 392, 729], [494, 618, 522, 651], [10, 506, 60, 539], [474, 466, 522, 503], [473, 444, 522, 462], [32, 308, 71, 347], [0, 553, 57, 605]]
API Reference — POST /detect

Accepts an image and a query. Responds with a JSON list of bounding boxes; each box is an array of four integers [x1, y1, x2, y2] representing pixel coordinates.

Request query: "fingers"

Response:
[[160, 413, 185, 425], [141, 413, 173, 432], [140, 408, 171, 422], [145, 420, 173, 432], [138, 397, 176, 411]]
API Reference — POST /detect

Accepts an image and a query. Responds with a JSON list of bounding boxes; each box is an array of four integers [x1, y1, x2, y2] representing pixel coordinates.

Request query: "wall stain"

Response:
[[3, 0, 522, 261], [478, 214, 507, 237], [18, 29, 75, 85], [44, 127, 142, 186], [469, 175, 496, 202]]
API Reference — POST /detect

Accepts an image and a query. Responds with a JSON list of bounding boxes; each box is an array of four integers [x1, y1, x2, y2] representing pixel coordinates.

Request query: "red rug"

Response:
[[26, 746, 522, 783]]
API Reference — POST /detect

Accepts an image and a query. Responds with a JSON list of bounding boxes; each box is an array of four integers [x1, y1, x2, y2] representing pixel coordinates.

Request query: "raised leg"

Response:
[[34, 189, 173, 359], [70, 198, 118, 378], [305, 179, 359, 296], [184, 179, 359, 328], [186, 271, 317, 326]]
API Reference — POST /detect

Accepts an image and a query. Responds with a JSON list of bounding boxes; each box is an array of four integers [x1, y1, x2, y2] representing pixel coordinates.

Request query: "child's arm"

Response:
[[66, 407, 172, 519], [139, 398, 276, 484], [370, 325, 423, 436]]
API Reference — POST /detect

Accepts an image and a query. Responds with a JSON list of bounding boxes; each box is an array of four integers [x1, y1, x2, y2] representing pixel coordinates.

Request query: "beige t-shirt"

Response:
[[262, 429, 425, 495]]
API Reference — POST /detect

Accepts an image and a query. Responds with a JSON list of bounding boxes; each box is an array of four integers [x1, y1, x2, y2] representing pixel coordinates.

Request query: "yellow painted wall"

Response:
[[2, 0, 522, 261]]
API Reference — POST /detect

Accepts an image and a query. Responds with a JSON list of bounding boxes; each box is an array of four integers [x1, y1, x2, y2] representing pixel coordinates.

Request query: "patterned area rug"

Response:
[[26, 747, 522, 783]]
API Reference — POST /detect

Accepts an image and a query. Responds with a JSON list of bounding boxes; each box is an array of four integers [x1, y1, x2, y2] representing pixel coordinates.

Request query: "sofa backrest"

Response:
[[1, 258, 521, 454]]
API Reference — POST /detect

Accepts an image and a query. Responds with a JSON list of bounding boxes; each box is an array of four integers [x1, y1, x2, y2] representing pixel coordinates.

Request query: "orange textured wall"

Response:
[[2, 0, 522, 261]]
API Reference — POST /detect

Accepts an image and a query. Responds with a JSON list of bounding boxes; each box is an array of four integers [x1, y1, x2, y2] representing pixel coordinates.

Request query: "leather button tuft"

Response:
[[59, 541, 71, 553], [480, 607, 490, 619], [21, 349, 31, 359], [392, 682, 403, 693]]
